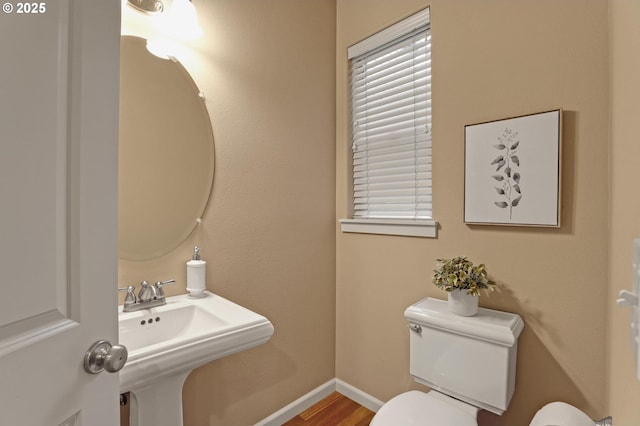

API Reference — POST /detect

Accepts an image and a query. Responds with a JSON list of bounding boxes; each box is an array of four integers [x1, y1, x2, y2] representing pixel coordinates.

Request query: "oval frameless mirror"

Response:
[[119, 36, 214, 261]]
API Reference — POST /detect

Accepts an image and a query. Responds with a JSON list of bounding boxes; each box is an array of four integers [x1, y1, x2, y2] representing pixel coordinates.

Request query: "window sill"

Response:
[[339, 218, 438, 238]]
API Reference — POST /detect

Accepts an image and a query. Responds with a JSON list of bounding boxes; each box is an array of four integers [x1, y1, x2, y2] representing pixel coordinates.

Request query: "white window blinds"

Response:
[[348, 9, 431, 220]]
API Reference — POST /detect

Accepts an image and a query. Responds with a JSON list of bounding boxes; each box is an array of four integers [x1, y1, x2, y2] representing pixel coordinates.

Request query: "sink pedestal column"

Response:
[[129, 371, 191, 426]]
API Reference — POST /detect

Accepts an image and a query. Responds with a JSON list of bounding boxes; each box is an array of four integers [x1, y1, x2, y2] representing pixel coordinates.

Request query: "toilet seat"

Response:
[[530, 402, 597, 426], [370, 390, 478, 426], [371, 392, 600, 426]]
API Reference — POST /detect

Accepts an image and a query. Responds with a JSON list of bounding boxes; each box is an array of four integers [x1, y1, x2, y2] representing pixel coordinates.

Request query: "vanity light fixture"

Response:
[[127, 0, 164, 15], [126, 0, 203, 40], [163, 0, 204, 40]]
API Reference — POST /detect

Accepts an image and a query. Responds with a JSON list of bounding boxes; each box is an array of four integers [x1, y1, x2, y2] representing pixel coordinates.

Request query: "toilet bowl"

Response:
[[369, 298, 602, 426]]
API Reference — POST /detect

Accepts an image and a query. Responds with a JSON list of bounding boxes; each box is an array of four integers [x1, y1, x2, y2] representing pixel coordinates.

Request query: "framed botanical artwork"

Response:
[[464, 109, 562, 227]]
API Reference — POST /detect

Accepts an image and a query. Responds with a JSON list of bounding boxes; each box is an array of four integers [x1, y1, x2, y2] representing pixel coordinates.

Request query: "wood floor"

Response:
[[283, 392, 375, 426]]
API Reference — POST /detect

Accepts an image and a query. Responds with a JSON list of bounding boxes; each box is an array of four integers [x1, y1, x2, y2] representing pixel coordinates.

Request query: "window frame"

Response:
[[340, 8, 437, 238]]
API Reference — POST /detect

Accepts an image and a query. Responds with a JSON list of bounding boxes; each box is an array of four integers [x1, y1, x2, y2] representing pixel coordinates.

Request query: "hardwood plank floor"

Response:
[[283, 392, 375, 426]]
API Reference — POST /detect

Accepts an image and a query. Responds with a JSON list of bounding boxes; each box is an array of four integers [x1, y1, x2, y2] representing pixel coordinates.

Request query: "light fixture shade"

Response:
[[123, 0, 203, 58], [162, 0, 203, 40]]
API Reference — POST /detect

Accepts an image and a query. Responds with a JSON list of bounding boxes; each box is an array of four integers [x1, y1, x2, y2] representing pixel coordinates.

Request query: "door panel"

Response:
[[0, 0, 121, 424], [0, 0, 73, 354]]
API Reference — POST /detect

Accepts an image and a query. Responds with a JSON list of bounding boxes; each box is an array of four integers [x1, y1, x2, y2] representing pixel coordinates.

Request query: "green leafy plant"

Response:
[[432, 257, 496, 296]]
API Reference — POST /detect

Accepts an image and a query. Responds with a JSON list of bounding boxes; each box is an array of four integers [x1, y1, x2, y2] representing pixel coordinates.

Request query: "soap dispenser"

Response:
[[186, 246, 207, 298]]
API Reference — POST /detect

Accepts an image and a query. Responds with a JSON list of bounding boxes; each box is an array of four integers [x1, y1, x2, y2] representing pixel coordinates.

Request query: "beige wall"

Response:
[[609, 0, 640, 424], [116, 1, 640, 425], [118, 1, 337, 425], [336, 1, 611, 425]]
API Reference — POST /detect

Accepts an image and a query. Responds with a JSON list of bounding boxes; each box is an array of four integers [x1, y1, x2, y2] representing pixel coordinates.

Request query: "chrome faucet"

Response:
[[118, 279, 175, 312]]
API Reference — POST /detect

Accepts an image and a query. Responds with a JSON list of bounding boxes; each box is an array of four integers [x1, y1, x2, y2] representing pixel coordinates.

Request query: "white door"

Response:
[[0, 0, 121, 424]]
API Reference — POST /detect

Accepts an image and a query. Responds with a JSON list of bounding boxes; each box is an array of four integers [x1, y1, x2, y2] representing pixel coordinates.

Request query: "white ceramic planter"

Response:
[[447, 289, 479, 316]]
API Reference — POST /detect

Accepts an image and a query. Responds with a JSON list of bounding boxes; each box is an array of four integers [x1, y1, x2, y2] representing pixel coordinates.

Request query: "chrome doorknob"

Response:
[[84, 340, 128, 374]]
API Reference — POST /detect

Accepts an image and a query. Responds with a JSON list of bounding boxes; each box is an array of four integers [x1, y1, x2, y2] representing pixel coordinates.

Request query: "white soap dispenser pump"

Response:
[[186, 246, 207, 298]]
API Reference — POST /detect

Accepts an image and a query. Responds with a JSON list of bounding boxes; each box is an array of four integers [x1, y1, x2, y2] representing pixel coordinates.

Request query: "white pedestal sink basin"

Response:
[[118, 291, 274, 426]]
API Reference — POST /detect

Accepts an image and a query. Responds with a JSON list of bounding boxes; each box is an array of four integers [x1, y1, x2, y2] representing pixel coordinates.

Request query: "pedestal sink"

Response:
[[118, 291, 274, 426]]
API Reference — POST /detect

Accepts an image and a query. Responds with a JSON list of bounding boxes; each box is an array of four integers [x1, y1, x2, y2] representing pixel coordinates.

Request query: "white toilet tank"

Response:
[[405, 298, 524, 415]]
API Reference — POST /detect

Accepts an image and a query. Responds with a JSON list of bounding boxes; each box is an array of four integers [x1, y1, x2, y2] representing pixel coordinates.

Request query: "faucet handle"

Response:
[[154, 279, 175, 298], [118, 285, 137, 306]]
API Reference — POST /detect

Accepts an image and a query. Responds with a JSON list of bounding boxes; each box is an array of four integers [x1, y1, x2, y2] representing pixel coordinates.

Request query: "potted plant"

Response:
[[432, 257, 496, 316]]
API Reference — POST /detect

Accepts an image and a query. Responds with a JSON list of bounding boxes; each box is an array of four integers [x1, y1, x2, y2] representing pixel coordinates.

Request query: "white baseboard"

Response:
[[335, 378, 384, 413], [254, 380, 335, 426], [254, 378, 384, 426]]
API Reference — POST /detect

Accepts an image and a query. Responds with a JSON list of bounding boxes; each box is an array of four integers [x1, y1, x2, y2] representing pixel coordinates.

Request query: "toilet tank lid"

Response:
[[405, 298, 524, 347]]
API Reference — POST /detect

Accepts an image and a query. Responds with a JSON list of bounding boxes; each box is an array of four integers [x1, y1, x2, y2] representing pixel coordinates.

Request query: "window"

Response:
[[340, 8, 437, 237]]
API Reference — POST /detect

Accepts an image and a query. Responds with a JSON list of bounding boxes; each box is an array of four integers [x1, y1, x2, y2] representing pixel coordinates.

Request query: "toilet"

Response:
[[370, 298, 600, 426]]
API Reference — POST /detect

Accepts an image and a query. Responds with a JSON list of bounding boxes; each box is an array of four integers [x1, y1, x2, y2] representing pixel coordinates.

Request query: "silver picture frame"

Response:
[[464, 109, 562, 227]]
